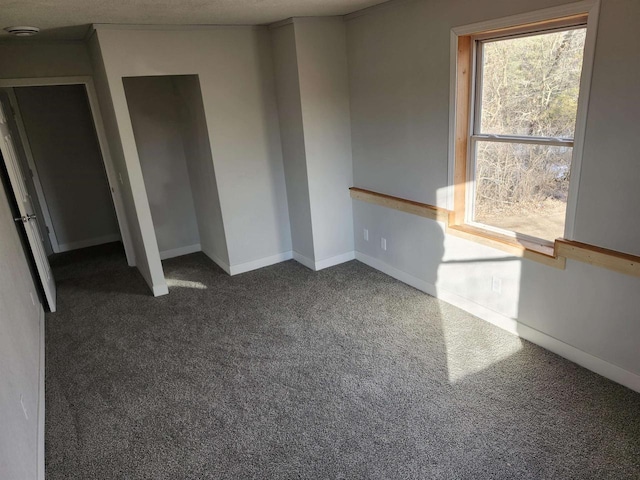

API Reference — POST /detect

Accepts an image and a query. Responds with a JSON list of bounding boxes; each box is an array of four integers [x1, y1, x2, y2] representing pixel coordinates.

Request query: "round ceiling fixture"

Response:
[[4, 26, 40, 37]]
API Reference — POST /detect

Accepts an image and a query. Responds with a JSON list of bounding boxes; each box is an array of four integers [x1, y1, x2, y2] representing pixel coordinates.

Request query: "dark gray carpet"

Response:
[[46, 243, 640, 479]]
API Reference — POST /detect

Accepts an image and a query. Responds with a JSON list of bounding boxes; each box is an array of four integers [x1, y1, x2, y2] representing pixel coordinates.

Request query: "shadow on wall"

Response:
[[252, 31, 293, 252]]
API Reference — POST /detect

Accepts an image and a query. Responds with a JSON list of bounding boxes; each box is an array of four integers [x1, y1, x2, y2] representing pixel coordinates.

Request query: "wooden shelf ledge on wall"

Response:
[[349, 186, 640, 278], [349, 187, 449, 223], [555, 239, 640, 277]]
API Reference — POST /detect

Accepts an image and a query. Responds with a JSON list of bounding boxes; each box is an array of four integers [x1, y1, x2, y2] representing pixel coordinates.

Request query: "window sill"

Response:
[[446, 223, 566, 269]]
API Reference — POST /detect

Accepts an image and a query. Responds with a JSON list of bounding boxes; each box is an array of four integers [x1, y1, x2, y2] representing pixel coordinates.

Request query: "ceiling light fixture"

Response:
[[4, 26, 40, 37]]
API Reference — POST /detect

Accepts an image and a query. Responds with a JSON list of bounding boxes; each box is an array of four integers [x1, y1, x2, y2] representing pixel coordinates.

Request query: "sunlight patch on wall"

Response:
[[438, 235, 523, 320], [435, 216, 525, 383]]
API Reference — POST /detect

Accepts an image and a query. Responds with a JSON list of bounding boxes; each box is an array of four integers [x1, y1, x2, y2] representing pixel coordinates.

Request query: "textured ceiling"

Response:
[[0, 0, 388, 41]]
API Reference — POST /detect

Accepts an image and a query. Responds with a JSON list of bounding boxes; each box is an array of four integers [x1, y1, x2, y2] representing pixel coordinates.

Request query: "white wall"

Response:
[[88, 33, 161, 293], [271, 23, 316, 261], [15, 85, 120, 251], [174, 75, 230, 268], [347, 0, 640, 386], [0, 41, 92, 79], [571, 0, 640, 254], [123, 76, 201, 257], [271, 19, 354, 269], [295, 18, 354, 264], [0, 172, 43, 479], [92, 26, 292, 289]]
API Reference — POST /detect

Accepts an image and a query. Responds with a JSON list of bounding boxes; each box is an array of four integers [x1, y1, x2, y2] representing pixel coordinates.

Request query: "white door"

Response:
[[0, 98, 56, 312]]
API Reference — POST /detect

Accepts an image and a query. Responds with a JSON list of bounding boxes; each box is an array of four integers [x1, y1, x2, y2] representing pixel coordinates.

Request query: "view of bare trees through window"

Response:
[[473, 27, 586, 242]]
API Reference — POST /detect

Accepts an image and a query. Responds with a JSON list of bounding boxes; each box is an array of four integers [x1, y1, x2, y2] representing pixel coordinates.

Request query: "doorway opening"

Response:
[[122, 74, 227, 288], [0, 77, 132, 312], [10, 85, 119, 254]]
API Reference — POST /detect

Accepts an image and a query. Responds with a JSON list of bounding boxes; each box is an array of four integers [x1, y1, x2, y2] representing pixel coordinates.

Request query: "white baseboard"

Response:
[[201, 247, 231, 275], [229, 251, 293, 276], [159, 243, 201, 260], [355, 251, 640, 393], [294, 250, 356, 271], [56, 233, 121, 253], [37, 305, 45, 480], [152, 283, 169, 297], [293, 251, 316, 270], [315, 251, 356, 270]]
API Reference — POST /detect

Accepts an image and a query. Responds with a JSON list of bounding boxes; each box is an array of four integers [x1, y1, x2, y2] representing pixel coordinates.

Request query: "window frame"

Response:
[[448, 1, 600, 256]]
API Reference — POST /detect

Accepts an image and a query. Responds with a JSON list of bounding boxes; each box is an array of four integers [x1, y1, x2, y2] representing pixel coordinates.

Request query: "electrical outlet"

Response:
[[381, 237, 387, 251], [363, 228, 369, 241], [492, 276, 502, 294]]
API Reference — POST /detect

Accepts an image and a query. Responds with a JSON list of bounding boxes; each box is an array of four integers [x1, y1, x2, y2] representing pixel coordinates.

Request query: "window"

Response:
[[450, 6, 597, 255]]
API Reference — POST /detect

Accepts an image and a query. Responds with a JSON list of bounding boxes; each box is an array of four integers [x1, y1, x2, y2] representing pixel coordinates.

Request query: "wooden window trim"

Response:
[[472, 14, 588, 42], [451, 15, 590, 263], [453, 34, 472, 226]]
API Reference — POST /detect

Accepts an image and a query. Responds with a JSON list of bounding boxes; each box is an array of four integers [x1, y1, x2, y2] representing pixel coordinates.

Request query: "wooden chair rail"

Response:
[[349, 187, 640, 277], [349, 187, 449, 223], [555, 239, 640, 277]]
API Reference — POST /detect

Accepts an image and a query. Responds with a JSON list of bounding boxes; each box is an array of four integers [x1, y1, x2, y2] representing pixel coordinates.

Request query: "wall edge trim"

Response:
[[293, 251, 316, 270], [229, 251, 293, 275], [315, 251, 356, 270], [57, 233, 122, 253], [201, 248, 231, 275]]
